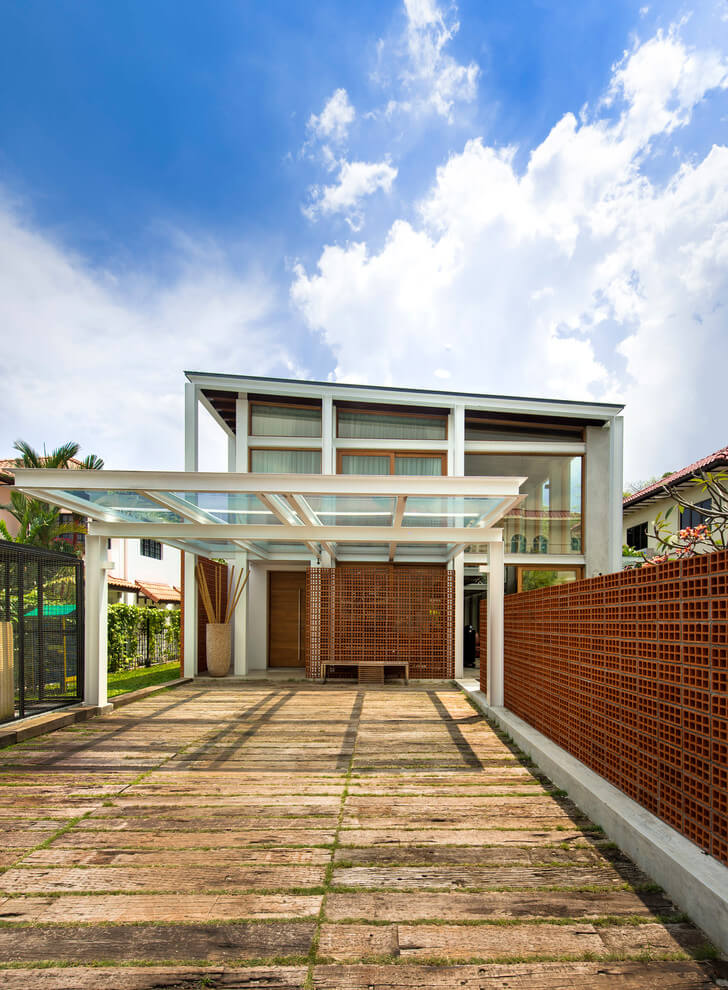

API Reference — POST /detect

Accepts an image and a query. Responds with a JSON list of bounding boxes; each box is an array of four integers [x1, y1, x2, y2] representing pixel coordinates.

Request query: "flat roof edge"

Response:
[[184, 371, 624, 415]]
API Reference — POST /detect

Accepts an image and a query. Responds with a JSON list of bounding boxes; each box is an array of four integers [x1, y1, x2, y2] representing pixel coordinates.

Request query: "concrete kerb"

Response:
[[457, 679, 728, 958]]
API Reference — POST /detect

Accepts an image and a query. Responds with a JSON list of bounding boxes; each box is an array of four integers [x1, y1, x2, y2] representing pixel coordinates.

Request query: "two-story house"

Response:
[[13, 372, 624, 707]]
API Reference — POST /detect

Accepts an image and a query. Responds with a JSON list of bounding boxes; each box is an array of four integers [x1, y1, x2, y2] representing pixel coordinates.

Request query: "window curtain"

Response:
[[338, 411, 446, 440], [250, 449, 321, 473], [250, 404, 321, 437], [394, 456, 443, 476], [340, 455, 391, 474]]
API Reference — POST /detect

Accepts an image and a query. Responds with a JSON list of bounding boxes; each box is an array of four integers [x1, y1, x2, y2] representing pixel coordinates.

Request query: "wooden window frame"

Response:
[[515, 564, 584, 593], [249, 399, 323, 439], [336, 449, 448, 475], [336, 405, 448, 441], [249, 447, 323, 473]]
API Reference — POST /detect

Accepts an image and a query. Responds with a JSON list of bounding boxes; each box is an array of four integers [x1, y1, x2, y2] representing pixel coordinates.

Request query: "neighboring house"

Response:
[[106, 536, 181, 606], [13, 373, 625, 690], [623, 444, 728, 554], [0, 457, 181, 607]]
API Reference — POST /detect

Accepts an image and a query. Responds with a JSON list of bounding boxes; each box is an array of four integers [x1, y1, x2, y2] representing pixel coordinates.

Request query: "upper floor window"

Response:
[[337, 408, 447, 440], [140, 539, 162, 560], [250, 449, 322, 473], [465, 415, 584, 442], [250, 402, 321, 438], [465, 453, 582, 555], [626, 522, 648, 551], [680, 498, 711, 529], [338, 451, 445, 475]]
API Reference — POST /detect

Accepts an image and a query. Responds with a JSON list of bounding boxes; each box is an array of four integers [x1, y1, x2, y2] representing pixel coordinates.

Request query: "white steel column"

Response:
[[235, 396, 249, 472], [322, 394, 334, 474], [182, 553, 197, 678], [231, 551, 248, 676], [452, 404, 465, 476], [184, 383, 199, 472], [453, 551, 465, 678], [608, 415, 624, 573], [227, 433, 236, 472], [487, 539, 505, 707], [84, 535, 110, 708]]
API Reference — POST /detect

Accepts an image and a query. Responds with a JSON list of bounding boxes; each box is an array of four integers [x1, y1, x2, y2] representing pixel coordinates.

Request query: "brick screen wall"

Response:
[[480, 551, 728, 865], [306, 564, 455, 680]]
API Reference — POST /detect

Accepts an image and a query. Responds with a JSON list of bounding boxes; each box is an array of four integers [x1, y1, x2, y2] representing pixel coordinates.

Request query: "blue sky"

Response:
[[0, 0, 727, 482]]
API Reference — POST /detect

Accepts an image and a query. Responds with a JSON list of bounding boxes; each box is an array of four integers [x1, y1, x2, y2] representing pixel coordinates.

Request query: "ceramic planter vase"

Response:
[[206, 623, 231, 677]]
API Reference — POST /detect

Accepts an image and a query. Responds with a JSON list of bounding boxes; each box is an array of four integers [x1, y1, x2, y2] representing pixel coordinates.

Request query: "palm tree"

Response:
[[0, 440, 104, 555]]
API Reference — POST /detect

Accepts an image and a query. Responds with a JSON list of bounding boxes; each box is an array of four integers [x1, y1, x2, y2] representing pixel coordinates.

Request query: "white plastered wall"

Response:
[[246, 559, 311, 670]]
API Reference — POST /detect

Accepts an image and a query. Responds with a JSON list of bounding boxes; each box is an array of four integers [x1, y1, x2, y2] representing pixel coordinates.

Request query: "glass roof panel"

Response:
[[171, 491, 282, 525], [48, 489, 185, 524], [402, 496, 504, 528], [303, 495, 396, 526]]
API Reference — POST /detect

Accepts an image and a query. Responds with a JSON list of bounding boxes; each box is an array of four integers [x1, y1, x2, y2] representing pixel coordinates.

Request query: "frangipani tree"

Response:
[[642, 469, 727, 566]]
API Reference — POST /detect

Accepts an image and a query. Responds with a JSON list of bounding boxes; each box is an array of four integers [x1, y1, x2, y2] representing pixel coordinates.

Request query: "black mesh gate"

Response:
[[0, 539, 84, 723]]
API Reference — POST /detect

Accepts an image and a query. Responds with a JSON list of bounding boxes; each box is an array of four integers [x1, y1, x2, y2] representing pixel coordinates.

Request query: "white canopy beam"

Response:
[[15, 469, 526, 499], [86, 521, 503, 544]]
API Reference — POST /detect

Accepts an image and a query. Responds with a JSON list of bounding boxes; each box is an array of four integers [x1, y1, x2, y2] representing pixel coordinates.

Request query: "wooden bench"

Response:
[[322, 660, 409, 685]]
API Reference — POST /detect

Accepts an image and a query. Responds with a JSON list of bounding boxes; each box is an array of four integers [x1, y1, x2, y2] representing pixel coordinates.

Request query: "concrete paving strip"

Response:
[[312, 961, 723, 988], [325, 888, 677, 921], [0, 922, 316, 963], [0, 893, 323, 922], [317, 921, 709, 961]]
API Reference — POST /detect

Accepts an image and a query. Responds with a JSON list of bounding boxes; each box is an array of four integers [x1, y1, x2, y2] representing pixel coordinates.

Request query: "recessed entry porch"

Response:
[[13, 470, 525, 705]]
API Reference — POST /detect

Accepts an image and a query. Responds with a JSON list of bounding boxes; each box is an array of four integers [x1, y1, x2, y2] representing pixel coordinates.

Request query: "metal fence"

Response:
[[112, 613, 180, 671], [0, 539, 84, 723]]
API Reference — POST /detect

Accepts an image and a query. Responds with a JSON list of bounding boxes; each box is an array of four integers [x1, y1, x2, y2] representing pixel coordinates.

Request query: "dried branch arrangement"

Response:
[[196, 563, 249, 625]]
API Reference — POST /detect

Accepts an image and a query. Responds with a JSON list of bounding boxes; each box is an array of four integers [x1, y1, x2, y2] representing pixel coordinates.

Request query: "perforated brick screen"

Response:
[[306, 564, 455, 680], [480, 552, 728, 864]]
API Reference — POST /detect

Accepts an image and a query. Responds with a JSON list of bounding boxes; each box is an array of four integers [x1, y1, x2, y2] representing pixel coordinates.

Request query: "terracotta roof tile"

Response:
[[107, 575, 138, 592], [624, 444, 728, 508], [135, 582, 181, 604]]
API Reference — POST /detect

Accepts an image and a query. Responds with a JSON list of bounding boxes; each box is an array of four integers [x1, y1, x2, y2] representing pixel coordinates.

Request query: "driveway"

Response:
[[0, 681, 722, 988]]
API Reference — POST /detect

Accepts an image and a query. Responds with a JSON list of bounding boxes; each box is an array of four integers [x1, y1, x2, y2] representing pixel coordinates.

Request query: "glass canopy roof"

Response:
[[16, 470, 526, 563]]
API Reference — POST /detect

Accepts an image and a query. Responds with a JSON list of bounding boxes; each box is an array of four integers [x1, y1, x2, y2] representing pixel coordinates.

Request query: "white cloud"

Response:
[[307, 88, 355, 144], [304, 158, 397, 228], [399, 0, 479, 120], [291, 25, 728, 482], [0, 198, 302, 471]]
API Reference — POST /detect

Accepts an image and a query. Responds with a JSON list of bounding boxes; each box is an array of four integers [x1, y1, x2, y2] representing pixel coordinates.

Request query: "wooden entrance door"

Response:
[[268, 571, 306, 668]]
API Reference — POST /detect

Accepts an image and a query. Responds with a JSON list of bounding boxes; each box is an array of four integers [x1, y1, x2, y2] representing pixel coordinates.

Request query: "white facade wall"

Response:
[[108, 538, 181, 592]]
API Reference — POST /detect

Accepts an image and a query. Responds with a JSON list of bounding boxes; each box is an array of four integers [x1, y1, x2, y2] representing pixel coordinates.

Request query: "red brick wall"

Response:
[[484, 552, 728, 865], [306, 564, 455, 680]]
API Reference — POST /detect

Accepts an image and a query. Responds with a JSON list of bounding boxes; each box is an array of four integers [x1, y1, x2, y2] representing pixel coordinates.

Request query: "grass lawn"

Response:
[[107, 661, 182, 698]]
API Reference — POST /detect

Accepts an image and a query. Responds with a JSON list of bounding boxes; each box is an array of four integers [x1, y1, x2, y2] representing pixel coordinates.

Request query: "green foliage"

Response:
[[107, 604, 180, 673], [644, 469, 728, 564], [622, 544, 642, 557], [3, 439, 104, 555]]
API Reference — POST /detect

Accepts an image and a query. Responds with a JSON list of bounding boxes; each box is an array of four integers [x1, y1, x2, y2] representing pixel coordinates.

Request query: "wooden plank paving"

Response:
[[0, 681, 723, 989]]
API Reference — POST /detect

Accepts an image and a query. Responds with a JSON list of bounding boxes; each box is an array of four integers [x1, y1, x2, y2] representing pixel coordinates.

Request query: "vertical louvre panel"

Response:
[[306, 565, 455, 680]]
